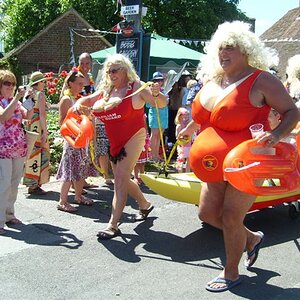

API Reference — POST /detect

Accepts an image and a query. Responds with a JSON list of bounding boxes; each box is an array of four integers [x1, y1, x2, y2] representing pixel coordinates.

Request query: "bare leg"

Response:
[[128, 178, 151, 208], [150, 128, 160, 159], [199, 182, 260, 245], [59, 181, 72, 205], [185, 157, 191, 172], [99, 154, 110, 180], [202, 182, 263, 290], [107, 129, 150, 229], [133, 164, 139, 180], [73, 179, 85, 201]]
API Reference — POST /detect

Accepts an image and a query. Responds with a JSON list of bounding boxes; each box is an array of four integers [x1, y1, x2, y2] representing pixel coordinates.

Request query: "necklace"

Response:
[[114, 86, 127, 93], [221, 78, 231, 89]]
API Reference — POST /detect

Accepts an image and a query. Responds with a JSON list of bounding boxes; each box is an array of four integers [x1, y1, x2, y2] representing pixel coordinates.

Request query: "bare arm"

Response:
[[76, 90, 102, 108], [253, 72, 300, 145], [138, 81, 168, 108], [59, 96, 73, 125], [0, 88, 25, 123], [177, 120, 200, 140], [38, 92, 48, 144]]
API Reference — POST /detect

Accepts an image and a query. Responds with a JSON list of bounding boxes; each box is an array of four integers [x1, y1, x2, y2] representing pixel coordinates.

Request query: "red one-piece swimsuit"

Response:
[[93, 85, 145, 163], [190, 70, 271, 182]]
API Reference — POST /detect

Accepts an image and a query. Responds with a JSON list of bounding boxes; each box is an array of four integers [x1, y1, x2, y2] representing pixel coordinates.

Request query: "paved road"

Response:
[[0, 177, 299, 300]]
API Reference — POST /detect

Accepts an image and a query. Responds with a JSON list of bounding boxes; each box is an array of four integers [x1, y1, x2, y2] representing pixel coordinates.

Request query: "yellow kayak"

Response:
[[140, 172, 300, 212]]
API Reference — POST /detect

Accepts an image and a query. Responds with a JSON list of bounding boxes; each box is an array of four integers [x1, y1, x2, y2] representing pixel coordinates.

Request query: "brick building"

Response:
[[2, 8, 112, 75]]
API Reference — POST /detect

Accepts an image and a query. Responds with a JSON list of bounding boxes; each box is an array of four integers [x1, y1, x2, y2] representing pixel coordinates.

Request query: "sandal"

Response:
[[57, 203, 78, 213], [28, 186, 47, 195], [104, 179, 113, 185], [97, 227, 121, 240], [74, 196, 93, 206], [6, 217, 22, 225], [83, 183, 98, 189], [244, 231, 265, 269], [134, 205, 154, 222], [70, 188, 88, 195]]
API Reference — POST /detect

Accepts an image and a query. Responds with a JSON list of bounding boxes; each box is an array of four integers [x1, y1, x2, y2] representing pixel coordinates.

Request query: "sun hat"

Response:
[[29, 71, 47, 86], [152, 71, 164, 80]]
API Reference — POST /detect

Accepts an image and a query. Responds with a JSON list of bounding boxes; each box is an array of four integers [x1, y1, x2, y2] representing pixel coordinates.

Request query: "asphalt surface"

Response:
[[0, 176, 300, 300]]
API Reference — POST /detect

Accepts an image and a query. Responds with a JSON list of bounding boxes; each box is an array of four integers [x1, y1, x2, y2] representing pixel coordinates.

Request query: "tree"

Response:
[[142, 0, 249, 50], [1, 0, 249, 52]]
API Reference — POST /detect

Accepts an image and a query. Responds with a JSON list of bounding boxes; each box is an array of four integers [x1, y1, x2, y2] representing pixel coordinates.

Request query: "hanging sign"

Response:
[[121, 5, 139, 16], [116, 32, 142, 76]]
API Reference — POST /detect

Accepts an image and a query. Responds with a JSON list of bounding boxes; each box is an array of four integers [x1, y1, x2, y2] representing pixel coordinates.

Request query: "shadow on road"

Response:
[[4, 223, 83, 249]]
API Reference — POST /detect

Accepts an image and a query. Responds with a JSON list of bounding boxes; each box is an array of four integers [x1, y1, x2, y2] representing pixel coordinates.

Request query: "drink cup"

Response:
[[249, 123, 264, 138]]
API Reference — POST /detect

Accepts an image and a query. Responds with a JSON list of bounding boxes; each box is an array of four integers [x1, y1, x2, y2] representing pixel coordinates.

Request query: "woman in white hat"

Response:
[[23, 71, 50, 195]]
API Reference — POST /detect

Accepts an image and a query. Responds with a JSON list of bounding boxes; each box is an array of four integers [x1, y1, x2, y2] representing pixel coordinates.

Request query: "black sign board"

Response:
[[116, 32, 142, 76]]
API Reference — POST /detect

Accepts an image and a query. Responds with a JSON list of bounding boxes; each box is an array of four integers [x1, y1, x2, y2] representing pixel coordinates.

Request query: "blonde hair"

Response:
[[0, 69, 17, 90], [174, 107, 189, 125], [202, 21, 277, 82], [286, 55, 300, 98], [286, 55, 300, 81], [99, 54, 139, 100]]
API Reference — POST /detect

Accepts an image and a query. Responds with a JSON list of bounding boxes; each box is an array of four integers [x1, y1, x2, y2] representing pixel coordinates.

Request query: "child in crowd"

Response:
[[56, 70, 93, 213], [175, 107, 192, 172]]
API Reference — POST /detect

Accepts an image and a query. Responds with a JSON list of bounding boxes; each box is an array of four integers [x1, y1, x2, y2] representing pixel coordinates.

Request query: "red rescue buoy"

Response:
[[223, 139, 300, 195], [60, 108, 94, 148]]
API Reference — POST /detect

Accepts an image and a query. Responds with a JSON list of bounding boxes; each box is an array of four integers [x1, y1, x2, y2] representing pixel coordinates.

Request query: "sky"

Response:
[[237, 0, 299, 36]]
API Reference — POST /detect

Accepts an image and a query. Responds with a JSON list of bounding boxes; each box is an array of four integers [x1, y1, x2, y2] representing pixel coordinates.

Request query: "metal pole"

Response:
[[124, 0, 143, 33]]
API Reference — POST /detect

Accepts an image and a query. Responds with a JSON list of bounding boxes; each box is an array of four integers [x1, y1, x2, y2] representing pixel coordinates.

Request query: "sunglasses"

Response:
[[107, 67, 123, 75], [153, 79, 164, 83], [2, 81, 16, 87]]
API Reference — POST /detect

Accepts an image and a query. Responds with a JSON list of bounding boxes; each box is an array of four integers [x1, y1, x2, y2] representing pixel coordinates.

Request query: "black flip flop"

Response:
[[134, 205, 154, 222], [97, 228, 121, 240]]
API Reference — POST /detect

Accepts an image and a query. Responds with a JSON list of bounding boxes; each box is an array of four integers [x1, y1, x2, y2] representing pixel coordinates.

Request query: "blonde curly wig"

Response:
[[201, 21, 278, 82], [99, 54, 139, 100]]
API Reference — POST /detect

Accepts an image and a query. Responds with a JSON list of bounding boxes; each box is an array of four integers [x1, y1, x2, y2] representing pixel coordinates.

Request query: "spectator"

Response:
[[175, 107, 192, 172], [147, 71, 168, 161], [0, 70, 33, 234], [56, 70, 93, 213], [23, 71, 50, 195]]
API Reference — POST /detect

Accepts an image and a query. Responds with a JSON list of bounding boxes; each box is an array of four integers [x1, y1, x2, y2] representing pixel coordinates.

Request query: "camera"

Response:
[[18, 85, 27, 92]]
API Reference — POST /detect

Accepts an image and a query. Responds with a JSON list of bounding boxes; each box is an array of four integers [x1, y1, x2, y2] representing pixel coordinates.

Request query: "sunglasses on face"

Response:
[[2, 81, 16, 87], [107, 67, 123, 75], [153, 79, 164, 83]]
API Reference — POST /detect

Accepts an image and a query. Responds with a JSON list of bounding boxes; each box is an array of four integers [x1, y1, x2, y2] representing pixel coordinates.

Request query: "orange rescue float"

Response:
[[60, 108, 94, 148], [223, 139, 300, 196]]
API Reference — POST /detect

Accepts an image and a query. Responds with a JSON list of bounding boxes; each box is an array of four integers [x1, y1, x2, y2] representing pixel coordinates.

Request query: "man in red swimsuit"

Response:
[[75, 54, 168, 239], [180, 21, 299, 292]]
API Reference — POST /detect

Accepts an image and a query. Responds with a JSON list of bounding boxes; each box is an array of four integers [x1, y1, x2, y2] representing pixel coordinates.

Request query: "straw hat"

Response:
[[29, 71, 47, 86]]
